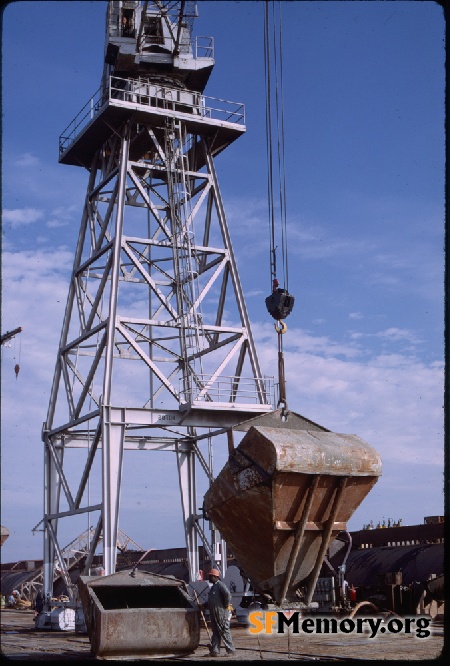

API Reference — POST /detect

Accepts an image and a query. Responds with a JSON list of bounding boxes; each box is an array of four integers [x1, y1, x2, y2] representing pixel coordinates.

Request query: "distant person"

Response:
[[342, 579, 349, 600], [121, 15, 132, 37], [204, 569, 235, 657], [34, 591, 44, 616]]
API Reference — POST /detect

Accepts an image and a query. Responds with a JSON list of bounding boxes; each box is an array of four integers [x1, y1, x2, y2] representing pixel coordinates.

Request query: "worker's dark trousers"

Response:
[[209, 608, 235, 654]]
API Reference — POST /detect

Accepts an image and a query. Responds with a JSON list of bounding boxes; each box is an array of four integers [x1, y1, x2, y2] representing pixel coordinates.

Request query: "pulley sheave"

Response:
[[265, 287, 294, 321]]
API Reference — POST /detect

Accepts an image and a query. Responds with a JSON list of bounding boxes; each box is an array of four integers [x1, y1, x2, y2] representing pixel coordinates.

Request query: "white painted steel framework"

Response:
[[41, 1, 272, 605]]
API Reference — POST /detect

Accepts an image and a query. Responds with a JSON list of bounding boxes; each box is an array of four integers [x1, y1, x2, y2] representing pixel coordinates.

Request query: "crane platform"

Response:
[[59, 76, 246, 169]]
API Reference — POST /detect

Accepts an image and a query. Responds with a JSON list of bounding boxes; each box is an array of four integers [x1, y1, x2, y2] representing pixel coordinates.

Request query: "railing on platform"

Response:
[[181, 374, 274, 406], [194, 35, 214, 59], [59, 74, 245, 158]]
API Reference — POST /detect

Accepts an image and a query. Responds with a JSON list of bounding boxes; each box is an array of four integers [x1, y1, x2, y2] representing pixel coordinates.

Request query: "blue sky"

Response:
[[1, 1, 445, 563]]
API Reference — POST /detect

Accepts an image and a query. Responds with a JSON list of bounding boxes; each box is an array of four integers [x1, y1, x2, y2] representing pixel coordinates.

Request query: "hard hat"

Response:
[[209, 569, 220, 577]]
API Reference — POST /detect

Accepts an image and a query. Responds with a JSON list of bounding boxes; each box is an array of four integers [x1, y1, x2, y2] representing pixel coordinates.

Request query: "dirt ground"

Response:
[[0, 608, 445, 662]]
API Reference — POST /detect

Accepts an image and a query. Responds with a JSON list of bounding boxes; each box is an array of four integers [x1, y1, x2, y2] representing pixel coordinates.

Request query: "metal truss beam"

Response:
[[42, 80, 272, 602]]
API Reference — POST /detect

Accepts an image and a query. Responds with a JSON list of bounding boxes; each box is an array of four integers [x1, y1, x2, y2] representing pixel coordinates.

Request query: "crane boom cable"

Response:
[[264, 1, 293, 418], [264, 0, 289, 292], [277, 2, 289, 292], [264, 2, 276, 288], [272, 3, 283, 287], [273, 28, 283, 289]]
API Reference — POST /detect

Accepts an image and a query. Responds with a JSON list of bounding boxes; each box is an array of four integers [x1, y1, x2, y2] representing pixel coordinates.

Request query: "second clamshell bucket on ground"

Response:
[[204, 425, 381, 605], [77, 570, 200, 659]]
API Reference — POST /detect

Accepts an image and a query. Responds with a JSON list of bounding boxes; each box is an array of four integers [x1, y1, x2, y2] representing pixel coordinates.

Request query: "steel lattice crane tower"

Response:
[[41, 0, 273, 604]]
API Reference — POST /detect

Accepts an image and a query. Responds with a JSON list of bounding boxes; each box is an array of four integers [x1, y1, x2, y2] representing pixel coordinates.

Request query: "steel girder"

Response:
[[41, 110, 272, 601]]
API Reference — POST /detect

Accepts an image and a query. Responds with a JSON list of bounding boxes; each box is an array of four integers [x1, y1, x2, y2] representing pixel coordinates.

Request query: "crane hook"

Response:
[[274, 320, 287, 334]]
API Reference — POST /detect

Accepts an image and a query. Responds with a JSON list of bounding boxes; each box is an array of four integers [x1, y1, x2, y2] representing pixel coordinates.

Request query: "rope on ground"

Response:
[[348, 601, 379, 619]]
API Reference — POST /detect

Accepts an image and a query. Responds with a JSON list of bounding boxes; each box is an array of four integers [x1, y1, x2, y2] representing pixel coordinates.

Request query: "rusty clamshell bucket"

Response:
[[204, 425, 381, 605], [77, 570, 200, 659]]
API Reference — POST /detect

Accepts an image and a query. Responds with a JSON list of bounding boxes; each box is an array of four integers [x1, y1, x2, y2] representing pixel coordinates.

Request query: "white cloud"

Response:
[[253, 323, 444, 467], [50, 205, 79, 221], [2, 208, 44, 228], [5, 150, 88, 212], [345, 327, 423, 351], [47, 219, 69, 228], [15, 152, 40, 167], [245, 289, 265, 298], [258, 324, 364, 359], [2, 248, 73, 283], [373, 327, 422, 344]]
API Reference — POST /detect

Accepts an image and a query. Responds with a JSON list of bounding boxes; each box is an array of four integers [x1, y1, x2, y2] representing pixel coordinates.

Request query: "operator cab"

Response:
[[104, 1, 213, 91]]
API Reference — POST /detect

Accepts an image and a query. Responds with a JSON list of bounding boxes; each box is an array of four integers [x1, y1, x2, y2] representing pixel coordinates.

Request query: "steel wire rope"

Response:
[[264, 1, 290, 416], [274, 2, 289, 293], [264, 0, 289, 293], [273, 39, 285, 290], [264, 1, 276, 292]]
